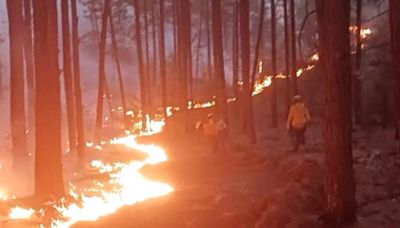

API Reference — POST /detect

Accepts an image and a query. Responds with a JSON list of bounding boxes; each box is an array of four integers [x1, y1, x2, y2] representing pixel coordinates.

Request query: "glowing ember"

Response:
[[361, 28, 372, 39], [85, 141, 94, 148], [311, 53, 319, 62], [9, 207, 34, 220]]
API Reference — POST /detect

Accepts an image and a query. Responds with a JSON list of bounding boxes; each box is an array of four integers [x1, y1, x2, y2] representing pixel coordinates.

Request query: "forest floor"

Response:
[[72, 116, 400, 228]]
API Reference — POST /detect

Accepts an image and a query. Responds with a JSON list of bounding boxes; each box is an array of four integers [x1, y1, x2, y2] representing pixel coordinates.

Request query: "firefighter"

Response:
[[287, 95, 311, 151], [197, 113, 226, 153]]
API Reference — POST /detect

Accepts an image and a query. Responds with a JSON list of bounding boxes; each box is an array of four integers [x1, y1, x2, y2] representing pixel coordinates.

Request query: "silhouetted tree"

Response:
[[61, 0, 77, 151], [71, 0, 85, 165], [270, 0, 277, 127], [33, 0, 65, 198], [354, 0, 363, 125], [290, 0, 298, 94], [23, 0, 35, 129], [7, 0, 28, 168], [159, 0, 167, 114], [390, 0, 400, 139], [316, 0, 356, 224], [232, 0, 239, 99], [109, 13, 128, 129], [211, 0, 228, 117], [134, 0, 148, 129], [96, 0, 111, 134], [283, 0, 291, 113], [240, 0, 256, 143]]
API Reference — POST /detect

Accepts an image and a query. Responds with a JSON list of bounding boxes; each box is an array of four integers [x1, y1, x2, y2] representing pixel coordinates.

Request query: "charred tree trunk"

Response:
[[61, 0, 77, 151], [290, 0, 298, 94], [95, 0, 111, 134], [7, 0, 28, 168], [71, 0, 85, 165], [159, 0, 167, 113], [316, 0, 356, 224], [232, 0, 239, 99], [270, 0, 277, 127], [354, 0, 362, 125], [240, 0, 256, 143], [283, 0, 291, 114], [109, 15, 129, 129], [211, 0, 228, 117], [134, 0, 148, 130], [33, 0, 65, 199], [23, 0, 35, 130]]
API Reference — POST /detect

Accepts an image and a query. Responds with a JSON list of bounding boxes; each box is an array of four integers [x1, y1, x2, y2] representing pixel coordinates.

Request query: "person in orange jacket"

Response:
[[287, 95, 311, 151]]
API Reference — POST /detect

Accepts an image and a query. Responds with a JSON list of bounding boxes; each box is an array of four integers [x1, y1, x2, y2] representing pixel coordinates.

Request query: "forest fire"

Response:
[[0, 117, 171, 227], [51, 134, 173, 227]]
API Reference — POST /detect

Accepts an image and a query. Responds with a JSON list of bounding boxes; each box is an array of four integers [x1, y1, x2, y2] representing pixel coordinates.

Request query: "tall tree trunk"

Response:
[[240, 0, 256, 143], [71, 0, 85, 165], [33, 0, 65, 199], [290, 0, 298, 94], [232, 0, 239, 98], [250, 0, 265, 88], [270, 0, 277, 127], [195, 7, 204, 81], [177, 0, 190, 108], [95, 0, 111, 134], [159, 0, 167, 114], [283, 0, 291, 114], [109, 15, 129, 129], [144, 0, 151, 107], [390, 0, 400, 139], [7, 0, 28, 168], [61, 0, 77, 152], [172, 0, 178, 104], [151, 0, 157, 84], [211, 0, 228, 117], [316, 0, 356, 224], [354, 0, 362, 125], [185, 0, 193, 100], [23, 0, 35, 131], [206, 0, 212, 81], [134, 0, 148, 130]]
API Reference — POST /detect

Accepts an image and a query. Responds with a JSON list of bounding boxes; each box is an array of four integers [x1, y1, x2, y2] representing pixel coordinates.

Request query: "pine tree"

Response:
[[61, 0, 77, 151], [71, 0, 86, 165], [7, 0, 28, 168], [33, 0, 65, 198], [240, 0, 256, 143], [316, 0, 356, 224]]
